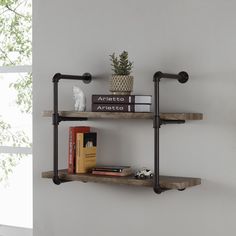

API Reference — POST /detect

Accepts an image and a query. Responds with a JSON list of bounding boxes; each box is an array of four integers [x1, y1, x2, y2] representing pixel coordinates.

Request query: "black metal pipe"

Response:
[[59, 117, 88, 122], [153, 76, 162, 194], [160, 120, 185, 125], [153, 71, 189, 84], [153, 71, 189, 194], [53, 73, 92, 84], [52, 72, 92, 185], [52, 79, 61, 185]]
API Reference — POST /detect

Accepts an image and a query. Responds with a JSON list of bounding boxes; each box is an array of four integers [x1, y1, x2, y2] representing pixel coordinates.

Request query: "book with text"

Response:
[[76, 132, 97, 174], [92, 104, 151, 112], [92, 95, 152, 104], [68, 126, 90, 173]]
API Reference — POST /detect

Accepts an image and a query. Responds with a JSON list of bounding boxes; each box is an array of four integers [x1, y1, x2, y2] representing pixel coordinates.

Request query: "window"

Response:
[[0, 0, 32, 229]]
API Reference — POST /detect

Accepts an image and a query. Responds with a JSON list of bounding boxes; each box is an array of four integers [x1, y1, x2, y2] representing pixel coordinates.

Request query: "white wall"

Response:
[[33, 1, 236, 236], [0, 225, 32, 236]]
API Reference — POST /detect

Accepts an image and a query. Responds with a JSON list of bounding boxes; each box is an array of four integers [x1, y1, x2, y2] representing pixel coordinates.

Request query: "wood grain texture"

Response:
[[42, 169, 201, 190], [43, 111, 203, 120]]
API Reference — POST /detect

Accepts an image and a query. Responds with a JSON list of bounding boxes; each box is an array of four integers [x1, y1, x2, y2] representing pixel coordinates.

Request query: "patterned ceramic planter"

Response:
[[109, 75, 134, 95]]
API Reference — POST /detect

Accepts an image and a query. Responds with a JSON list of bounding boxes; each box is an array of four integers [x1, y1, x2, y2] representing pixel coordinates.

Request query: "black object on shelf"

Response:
[[52, 73, 92, 185], [153, 71, 189, 194]]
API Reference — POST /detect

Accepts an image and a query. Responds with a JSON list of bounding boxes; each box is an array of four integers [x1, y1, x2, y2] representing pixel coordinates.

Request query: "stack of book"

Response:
[[68, 126, 97, 174], [91, 166, 133, 176], [91, 94, 152, 112]]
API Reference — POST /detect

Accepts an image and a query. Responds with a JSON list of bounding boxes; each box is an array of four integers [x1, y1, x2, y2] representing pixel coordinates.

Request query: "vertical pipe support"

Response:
[[52, 74, 61, 185], [152, 71, 189, 194], [51, 73, 92, 185], [153, 74, 162, 194]]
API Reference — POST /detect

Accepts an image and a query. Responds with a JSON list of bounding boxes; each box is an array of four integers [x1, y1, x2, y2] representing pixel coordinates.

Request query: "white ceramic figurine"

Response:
[[73, 86, 86, 111]]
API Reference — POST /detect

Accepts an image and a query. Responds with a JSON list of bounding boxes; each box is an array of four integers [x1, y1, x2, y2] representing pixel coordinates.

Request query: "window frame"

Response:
[[0, 65, 32, 155]]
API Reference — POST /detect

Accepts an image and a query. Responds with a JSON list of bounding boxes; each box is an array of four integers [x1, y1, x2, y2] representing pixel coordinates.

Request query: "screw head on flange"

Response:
[[178, 71, 189, 83], [82, 73, 92, 84]]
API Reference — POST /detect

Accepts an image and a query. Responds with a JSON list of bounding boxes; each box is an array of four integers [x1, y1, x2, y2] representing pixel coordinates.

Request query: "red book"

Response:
[[68, 126, 90, 173]]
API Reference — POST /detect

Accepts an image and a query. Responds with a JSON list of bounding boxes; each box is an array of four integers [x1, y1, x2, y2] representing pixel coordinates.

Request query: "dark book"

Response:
[[92, 166, 131, 173], [68, 126, 90, 174], [92, 104, 151, 112], [92, 170, 133, 177], [92, 95, 152, 104]]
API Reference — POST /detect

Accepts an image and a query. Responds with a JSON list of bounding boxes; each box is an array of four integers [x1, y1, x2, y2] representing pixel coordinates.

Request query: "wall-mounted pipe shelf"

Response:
[[42, 71, 203, 194], [42, 169, 201, 190]]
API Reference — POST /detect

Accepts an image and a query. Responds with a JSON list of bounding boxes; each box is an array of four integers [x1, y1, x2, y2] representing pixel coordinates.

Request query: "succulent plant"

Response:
[[110, 51, 133, 76]]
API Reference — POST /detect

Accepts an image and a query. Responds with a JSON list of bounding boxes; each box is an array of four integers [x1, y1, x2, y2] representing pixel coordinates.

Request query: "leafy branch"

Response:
[[10, 73, 32, 114], [5, 4, 25, 17], [0, 0, 32, 183], [0, 116, 31, 183]]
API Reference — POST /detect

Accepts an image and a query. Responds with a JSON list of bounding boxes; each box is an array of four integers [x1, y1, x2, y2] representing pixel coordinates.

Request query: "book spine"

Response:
[[68, 127, 90, 173], [92, 171, 130, 176], [92, 95, 134, 104], [92, 168, 122, 172], [92, 104, 150, 112], [76, 133, 84, 173], [68, 128, 74, 173]]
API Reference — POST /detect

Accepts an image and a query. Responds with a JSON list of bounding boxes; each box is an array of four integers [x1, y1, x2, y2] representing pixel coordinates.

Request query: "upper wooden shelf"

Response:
[[43, 111, 203, 120], [42, 169, 201, 190]]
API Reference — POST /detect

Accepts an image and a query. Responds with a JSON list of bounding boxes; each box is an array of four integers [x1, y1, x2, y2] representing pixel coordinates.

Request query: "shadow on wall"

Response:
[[201, 179, 236, 200]]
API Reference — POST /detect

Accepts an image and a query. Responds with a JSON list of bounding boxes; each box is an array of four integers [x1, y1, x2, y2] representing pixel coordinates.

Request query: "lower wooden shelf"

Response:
[[42, 169, 201, 190]]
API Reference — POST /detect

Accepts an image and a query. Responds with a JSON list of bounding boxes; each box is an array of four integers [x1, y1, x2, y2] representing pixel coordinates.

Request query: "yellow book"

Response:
[[76, 132, 97, 173]]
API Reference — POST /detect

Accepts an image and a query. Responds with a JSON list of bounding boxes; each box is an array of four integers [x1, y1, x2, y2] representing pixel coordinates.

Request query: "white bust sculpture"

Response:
[[73, 86, 86, 111]]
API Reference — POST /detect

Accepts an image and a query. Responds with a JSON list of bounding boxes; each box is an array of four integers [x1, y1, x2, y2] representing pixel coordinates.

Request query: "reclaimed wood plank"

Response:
[[42, 169, 201, 190], [43, 111, 203, 120]]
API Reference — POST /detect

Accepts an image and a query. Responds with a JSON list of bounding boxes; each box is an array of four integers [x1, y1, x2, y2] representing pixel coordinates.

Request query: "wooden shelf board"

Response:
[[43, 111, 203, 120], [42, 169, 201, 190]]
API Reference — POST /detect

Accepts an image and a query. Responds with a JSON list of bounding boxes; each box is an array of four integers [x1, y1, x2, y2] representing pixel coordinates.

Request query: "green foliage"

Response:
[[0, 0, 32, 113], [0, 117, 30, 147], [0, 0, 32, 66], [0, 153, 25, 184], [0, 0, 32, 183], [10, 73, 32, 113], [0, 0, 33, 114], [0, 116, 31, 183], [110, 51, 133, 76]]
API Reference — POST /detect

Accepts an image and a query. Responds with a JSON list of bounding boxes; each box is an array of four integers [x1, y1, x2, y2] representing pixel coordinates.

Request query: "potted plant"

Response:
[[109, 51, 134, 95]]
